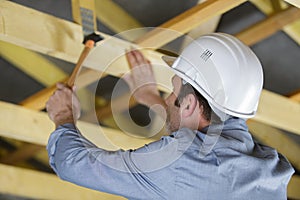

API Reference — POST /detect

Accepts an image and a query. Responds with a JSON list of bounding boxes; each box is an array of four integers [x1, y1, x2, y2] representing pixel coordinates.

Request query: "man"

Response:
[[46, 33, 294, 200]]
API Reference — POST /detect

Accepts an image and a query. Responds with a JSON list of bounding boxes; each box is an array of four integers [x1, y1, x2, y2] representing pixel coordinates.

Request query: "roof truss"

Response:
[[0, 0, 300, 199]]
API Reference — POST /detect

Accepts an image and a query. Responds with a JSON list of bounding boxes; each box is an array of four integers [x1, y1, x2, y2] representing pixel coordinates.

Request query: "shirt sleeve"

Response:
[[47, 123, 175, 200]]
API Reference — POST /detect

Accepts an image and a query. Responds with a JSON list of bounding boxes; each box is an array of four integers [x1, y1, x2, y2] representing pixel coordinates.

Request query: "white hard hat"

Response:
[[162, 32, 263, 119]]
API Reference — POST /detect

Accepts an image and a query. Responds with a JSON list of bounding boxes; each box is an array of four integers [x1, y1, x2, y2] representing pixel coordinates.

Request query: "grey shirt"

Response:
[[47, 117, 294, 200]]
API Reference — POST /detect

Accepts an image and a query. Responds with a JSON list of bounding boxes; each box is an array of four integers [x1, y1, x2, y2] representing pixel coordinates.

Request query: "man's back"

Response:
[[158, 117, 294, 199]]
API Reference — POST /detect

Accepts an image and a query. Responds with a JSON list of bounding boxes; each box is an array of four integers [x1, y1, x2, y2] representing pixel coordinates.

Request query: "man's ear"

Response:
[[181, 94, 198, 118]]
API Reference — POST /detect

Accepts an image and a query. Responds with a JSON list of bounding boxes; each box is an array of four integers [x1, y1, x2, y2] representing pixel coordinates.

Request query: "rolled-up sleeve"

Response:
[[47, 124, 173, 199]]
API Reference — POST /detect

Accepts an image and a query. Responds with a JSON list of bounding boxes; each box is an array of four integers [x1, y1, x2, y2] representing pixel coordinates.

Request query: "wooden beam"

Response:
[[0, 39, 68, 165], [251, 0, 300, 45], [134, 0, 247, 48], [179, 0, 221, 50], [0, 1, 84, 64], [0, 163, 125, 200], [0, 101, 155, 150], [285, 0, 300, 8], [0, 41, 66, 86], [288, 175, 300, 199], [255, 90, 300, 136], [236, 6, 300, 46], [0, 40, 99, 113], [180, 15, 221, 49]]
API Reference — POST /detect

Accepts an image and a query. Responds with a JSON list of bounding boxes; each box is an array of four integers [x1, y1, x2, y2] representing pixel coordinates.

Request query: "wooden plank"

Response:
[[134, 0, 247, 48], [0, 1, 84, 64], [0, 163, 125, 200], [0, 41, 66, 86], [0, 40, 99, 112], [255, 90, 300, 136], [285, 0, 300, 8], [250, 0, 289, 15], [0, 101, 155, 150], [288, 175, 300, 199], [251, 0, 300, 45], [180, 15, 221, 49], [236, 6, 300, 46], [179, 0, 221, 50]]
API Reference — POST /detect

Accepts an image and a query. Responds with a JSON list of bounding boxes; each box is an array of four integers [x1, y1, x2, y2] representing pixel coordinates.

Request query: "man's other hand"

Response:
[[124, 48, 165, 108]]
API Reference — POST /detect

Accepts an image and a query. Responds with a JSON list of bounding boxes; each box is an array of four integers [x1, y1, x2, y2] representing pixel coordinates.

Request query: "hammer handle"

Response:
[[67, 40, 95, 87]]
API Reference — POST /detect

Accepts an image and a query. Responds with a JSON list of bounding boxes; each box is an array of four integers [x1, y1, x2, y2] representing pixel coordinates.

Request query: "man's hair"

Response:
[[175, 82, 212, 121]]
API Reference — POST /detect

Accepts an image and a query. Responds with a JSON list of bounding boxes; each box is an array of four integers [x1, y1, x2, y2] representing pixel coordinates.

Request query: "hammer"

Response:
[[66, 32, 103, 87]]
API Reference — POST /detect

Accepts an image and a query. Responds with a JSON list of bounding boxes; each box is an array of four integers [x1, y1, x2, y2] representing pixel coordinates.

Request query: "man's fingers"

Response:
[[125, 48, 151, 70], [56, 82, 65, 89], [132, 49, 147, 65], [125, 49, 138, 69]]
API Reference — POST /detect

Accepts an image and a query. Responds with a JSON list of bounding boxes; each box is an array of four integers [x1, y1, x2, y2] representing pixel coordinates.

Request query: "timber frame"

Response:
[[0, 0, 300, 199]]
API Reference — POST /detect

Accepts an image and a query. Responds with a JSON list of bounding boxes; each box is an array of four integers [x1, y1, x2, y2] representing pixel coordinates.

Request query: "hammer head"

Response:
[[83, 32, 103, 46]]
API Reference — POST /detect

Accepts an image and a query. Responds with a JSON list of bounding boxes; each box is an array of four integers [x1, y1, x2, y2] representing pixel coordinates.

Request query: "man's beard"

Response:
[[166, 107, 180, 134]]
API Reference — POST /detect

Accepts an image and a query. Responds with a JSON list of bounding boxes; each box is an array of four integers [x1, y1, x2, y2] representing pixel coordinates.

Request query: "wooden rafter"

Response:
[[0, 41, 66, 86], [0, 101, 155, 150], [236, 6, 300, 45], [135, 0, 247, 48], [255, 90, 300, 135], [251, 0, 300, 45], [0, 163, 125, 200], [0, 1, 298, 199]]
